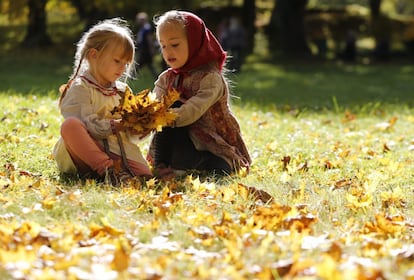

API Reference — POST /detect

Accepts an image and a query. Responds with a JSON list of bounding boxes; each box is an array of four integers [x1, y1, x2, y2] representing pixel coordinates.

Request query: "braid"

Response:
[[58, 56, 84, 107]]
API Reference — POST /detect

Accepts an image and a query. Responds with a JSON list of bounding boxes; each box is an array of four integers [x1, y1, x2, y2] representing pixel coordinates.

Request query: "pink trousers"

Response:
[[61, 117, 151, 177]]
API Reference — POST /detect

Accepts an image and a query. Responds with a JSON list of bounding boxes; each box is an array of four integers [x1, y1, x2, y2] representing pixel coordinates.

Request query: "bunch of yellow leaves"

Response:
[[112, 87, 180, 134]]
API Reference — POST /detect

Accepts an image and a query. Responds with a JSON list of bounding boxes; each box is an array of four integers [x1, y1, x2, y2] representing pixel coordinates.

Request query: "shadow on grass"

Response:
[[0, 23, 82, 96], [231, 55, 414, 113], [1, 44, 413, 113]]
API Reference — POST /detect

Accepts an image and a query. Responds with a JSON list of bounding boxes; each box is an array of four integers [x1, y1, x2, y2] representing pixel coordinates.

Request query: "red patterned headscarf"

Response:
[[173, 11, 226, 74]]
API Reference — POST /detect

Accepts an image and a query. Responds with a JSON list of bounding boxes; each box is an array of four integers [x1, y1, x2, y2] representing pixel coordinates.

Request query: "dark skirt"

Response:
[[152, 126, 231, 175]]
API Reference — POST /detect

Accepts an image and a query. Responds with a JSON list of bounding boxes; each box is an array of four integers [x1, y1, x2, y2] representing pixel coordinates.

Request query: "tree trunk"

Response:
[[267, 0, 310, 57], [369, 0, 390, 59], [70, 0, 109, 30], [242, 0, 256, 54], [22, 0, 52, 48], [369, 0, 381, 17]]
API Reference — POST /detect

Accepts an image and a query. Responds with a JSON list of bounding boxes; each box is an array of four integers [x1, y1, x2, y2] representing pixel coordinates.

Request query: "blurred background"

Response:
[[2, 0, 414, 61], [1, 0, 414, 105]]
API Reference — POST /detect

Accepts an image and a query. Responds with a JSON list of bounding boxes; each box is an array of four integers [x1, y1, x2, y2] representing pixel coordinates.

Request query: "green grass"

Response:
[[233, 55, 414, 112], [1, 47, 414, 279]]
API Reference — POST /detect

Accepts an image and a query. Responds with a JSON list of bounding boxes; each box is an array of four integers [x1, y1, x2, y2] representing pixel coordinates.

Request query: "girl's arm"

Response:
[[60, 83, 119, 139], [173, 72, 224, 127], [153, 70, 169, 100]]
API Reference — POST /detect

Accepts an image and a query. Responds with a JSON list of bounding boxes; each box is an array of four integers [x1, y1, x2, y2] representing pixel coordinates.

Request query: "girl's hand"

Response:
[[111, 119, 152, 139], [112, 119, 124, 132]]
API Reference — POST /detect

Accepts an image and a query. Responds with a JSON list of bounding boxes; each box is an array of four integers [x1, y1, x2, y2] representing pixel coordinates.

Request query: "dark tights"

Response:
[[153, 126, 231, 175]]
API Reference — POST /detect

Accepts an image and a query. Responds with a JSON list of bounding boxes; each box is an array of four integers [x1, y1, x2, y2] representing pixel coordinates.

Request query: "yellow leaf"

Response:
[[15, 221, 41, 240], [89, 218, 124, 238], [266, 140, 278, 151], [238, 183, 273, 203], [111, 237, 131, 272], [112, 87, 180, 134], [0, 244, 36, 263], [316, 255, 342, 280], [375, 213, 405, 234], [221, 187, 236, 203], [42, 196, 57, 209]]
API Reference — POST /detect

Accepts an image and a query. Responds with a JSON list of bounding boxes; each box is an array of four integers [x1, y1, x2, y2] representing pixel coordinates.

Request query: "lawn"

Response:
[[1, 45, 414, 279]]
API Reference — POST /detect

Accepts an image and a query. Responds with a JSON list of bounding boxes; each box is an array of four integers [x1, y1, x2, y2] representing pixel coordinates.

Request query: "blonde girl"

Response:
[[148, 10, 251, 178], [53, 18, 152, 185]]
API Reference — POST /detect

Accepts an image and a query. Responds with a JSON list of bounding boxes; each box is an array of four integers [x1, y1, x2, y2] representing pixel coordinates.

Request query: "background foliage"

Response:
[[2, 0, 414, 59]]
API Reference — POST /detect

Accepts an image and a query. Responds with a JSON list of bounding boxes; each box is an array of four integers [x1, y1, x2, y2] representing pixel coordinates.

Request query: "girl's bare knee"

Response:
[[61, 117, 83, 137]]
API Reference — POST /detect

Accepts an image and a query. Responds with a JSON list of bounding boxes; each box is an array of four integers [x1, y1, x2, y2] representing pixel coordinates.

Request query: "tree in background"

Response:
[[1, 0, 200, 49], [369, 0, 392, 59], [241, 0, 256, 54], [22, 0, 51, 47], [1, 0, 52, 48], [3, 0, 414, 60], [266, 0, 311, 57]]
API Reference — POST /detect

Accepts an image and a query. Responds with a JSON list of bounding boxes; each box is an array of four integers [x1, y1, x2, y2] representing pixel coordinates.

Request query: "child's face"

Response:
[[89, 44, 131, 87], [158, 22, 189, 69]]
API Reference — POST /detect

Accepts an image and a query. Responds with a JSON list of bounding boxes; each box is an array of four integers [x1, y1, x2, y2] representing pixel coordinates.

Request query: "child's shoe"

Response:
[[105, 167, 134, 187], [105, 167, 119, 186]]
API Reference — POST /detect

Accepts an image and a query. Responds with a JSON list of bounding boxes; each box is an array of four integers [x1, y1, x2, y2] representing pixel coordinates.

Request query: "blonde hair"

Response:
[[154, 10, 186, 41], [60, 18, 135, 104]]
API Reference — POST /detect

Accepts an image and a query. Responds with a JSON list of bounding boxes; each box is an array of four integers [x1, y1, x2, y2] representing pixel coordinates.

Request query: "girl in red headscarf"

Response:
[[148, 10, 251, 178]]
